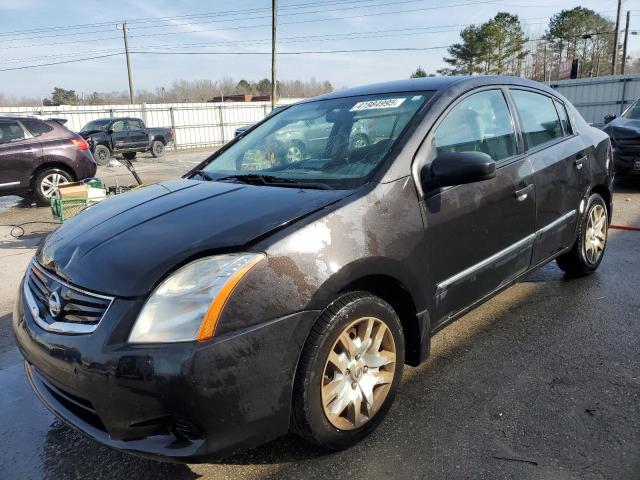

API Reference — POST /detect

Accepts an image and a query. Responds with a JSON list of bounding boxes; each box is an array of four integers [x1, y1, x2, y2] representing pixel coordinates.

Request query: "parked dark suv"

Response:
[[0, 116, 96, 205], [14, 76, 613, 462]]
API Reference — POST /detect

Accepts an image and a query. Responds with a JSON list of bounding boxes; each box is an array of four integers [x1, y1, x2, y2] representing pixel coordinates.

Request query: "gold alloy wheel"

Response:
[[585, 204, 607, 264], [321, 316, 397, 430]]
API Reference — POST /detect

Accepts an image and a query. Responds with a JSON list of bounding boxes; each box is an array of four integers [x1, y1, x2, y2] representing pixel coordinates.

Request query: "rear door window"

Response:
[[127, 119, 144, 130], [0, 121, 27, 145], [432, 89, 517, 162], [510, 90, 563, 150]]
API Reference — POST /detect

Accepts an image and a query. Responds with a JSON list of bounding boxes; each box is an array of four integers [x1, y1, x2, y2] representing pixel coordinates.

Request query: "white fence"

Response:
[[551, 75, 640, 125], [0, 99, 302, 149]]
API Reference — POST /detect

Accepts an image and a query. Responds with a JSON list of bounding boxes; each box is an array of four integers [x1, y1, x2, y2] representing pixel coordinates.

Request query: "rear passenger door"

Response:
[[0, 120, 40, 192], [509, 89, 589, 265], [420, 88, 536, 324], [126, 119, 148, 149]]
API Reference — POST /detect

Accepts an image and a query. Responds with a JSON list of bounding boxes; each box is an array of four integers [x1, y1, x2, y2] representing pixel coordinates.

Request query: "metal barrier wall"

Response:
[[550, 75, 640, 125], [0, 99, 302, 149]]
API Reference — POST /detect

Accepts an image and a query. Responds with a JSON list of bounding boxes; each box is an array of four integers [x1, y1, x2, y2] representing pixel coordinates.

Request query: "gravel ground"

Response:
[[0, 152, 638, 480]]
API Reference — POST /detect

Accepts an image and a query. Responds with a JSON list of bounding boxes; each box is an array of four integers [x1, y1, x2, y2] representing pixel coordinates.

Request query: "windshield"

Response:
[[81, 119, 111, 132], [622, 100, 640, 120], [199, 92, 432, 189]]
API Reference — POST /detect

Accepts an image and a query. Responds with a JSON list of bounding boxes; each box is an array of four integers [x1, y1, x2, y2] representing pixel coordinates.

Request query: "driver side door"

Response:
[[420, 88, 536, 325], [110, 120, 128, 151]]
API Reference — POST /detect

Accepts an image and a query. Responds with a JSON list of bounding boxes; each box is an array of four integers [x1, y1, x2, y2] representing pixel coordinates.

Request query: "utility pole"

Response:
[[611, 0, 622, 75], [118, 22, 135, 104], [621, 10, 630, 74], [271, 0, 277, 110]]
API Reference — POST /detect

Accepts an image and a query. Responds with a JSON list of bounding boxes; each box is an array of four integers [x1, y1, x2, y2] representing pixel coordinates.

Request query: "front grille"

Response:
[[25, 261, 113, 334]]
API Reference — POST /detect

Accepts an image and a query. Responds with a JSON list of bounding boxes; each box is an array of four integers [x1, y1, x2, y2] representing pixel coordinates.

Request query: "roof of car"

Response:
[[304, 75, 559, 102]]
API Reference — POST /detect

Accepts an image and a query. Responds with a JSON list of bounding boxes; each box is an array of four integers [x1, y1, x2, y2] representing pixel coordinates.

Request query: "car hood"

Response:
[[37, 179, 350, 297], [602, 118, 640, 140]]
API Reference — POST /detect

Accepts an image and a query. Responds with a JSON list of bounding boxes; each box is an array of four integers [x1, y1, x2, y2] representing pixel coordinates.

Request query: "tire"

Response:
[[150, 140, 166, 158], [556, 193, 609, 276], [292, 291, 404, 450], [122, 152, 137, 160], [350, 134, 370, 150], [93, 145, 111, 166], [286, 140, 305, 163], [32, 168, 73, 206]]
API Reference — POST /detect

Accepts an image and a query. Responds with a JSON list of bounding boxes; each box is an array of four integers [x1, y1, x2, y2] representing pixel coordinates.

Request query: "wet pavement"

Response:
[[0, 157, 638, 479]]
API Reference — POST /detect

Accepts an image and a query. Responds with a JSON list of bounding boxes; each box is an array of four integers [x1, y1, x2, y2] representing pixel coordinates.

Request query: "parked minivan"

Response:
[[0, 116, 96, 205], [14, 76, 613, 462]]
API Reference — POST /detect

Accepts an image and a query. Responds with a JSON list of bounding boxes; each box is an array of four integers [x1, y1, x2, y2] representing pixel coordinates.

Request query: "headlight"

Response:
[[129, 253, 264, 343]]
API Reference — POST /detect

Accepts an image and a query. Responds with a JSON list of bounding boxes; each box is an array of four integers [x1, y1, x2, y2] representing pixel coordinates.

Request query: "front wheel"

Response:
[[150, 140, 165, 158], [93, 145, 111, 166], [557, 193, 609, 276], [292, 292, 404, 450]]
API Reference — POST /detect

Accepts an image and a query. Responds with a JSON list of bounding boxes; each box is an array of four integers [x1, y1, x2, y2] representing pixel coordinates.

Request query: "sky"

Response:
[[0, 0, 638, 99]]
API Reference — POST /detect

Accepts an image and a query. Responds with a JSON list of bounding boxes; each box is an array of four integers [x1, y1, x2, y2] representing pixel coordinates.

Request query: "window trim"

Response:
[[506, 87, 577, 156]]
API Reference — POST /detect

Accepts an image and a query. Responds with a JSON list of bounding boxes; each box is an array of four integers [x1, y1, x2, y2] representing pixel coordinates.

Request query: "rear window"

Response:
[[21, 118, 53, 136], [511, 90, 563, 150]]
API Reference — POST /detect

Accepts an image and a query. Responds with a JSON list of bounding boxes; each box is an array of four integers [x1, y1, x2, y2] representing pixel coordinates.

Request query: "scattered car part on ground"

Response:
[[79, 117, 175, 165], [13, 76, 613, 462], [601, 98, 640, 176], [0, 116, 97, 206]]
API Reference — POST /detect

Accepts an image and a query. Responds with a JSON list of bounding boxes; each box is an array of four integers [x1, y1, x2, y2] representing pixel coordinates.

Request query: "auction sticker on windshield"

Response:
[[350, 98, 406, 111]]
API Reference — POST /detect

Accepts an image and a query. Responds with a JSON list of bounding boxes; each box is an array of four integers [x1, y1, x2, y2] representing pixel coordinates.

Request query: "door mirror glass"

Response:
[[603, 114, 616, 124], [424, 151, 496, 189]]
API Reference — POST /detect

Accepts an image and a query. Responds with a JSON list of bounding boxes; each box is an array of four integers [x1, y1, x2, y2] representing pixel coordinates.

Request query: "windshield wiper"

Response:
[[216, 174, 333, 190], [193, 169, 213, 181]]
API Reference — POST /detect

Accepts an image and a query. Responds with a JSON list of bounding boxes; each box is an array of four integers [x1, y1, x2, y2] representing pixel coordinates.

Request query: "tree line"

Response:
[[411, 7, 639, 81], [0, 77, 334, 106]]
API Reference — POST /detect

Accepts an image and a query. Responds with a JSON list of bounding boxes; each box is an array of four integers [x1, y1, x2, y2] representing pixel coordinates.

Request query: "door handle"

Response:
[[514, 184, 534, 201], [574, 156, 587, 170]]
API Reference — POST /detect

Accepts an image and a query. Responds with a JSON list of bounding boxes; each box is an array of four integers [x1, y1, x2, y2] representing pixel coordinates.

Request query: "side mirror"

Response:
[[604, 114, 616, 124], [424, 151, 496, 189]]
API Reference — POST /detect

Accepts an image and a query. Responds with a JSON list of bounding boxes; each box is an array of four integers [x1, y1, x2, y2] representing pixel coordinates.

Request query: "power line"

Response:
[[0, 53, 124, 72]]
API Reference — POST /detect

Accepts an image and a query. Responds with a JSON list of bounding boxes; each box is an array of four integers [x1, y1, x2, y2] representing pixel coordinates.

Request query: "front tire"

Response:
[[93, 145, 111, 166], [32, 168, 72, 206], [557, 193, 608, 276], [150, 140, 165, 158], [292, 292, 404, 450]]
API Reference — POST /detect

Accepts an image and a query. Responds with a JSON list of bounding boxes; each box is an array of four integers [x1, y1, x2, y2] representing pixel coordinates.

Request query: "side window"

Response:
[[0, 121, 27, 145], [511, 90, 562, 150], [128, 119, 143, 130], [111, 121, 126, 132], [21, 118, 53, 136], [553, 100, 572, 136], [433, 89, 517, 162]]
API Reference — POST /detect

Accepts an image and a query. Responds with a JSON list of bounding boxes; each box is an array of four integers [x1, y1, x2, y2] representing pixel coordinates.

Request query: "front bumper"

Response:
[[612, 147, 640, 174], [13, 278, 317, 462]]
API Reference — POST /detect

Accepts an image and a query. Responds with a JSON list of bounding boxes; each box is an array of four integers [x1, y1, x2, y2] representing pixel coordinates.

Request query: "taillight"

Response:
[[70, 137, 89, 151]]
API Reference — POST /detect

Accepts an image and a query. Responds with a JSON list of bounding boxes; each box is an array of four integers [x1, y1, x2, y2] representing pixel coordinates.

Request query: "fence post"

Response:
[[218, 105, 226, 145], [109, 108, 114, 118], [263, 104, 268, 117], [620, 77, 629, 116], [169, 107, 178, 150], [141, 102, 147, 125]]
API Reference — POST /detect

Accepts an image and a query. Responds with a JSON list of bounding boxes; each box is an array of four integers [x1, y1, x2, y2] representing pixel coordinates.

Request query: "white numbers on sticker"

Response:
[[350, 98, 406, 112]]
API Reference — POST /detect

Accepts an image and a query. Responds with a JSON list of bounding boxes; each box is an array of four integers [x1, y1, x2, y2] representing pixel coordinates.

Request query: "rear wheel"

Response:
[[122, 152, 137, 160], [150, 140, 165, 158], [292, 292, 404, 450], [286, 141, 305, 163], [557, 193, 608, 276], [350, 134, 370, 150], [93, 145, 111, 166], [33, 168, 72, 206]]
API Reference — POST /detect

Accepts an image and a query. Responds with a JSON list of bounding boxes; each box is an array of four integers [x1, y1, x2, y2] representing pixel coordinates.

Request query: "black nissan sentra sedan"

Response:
[[13, 76, 613, 461]]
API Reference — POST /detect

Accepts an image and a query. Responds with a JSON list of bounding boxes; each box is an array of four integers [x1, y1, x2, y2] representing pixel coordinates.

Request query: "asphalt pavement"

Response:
[[0, 150, 638, 479]]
